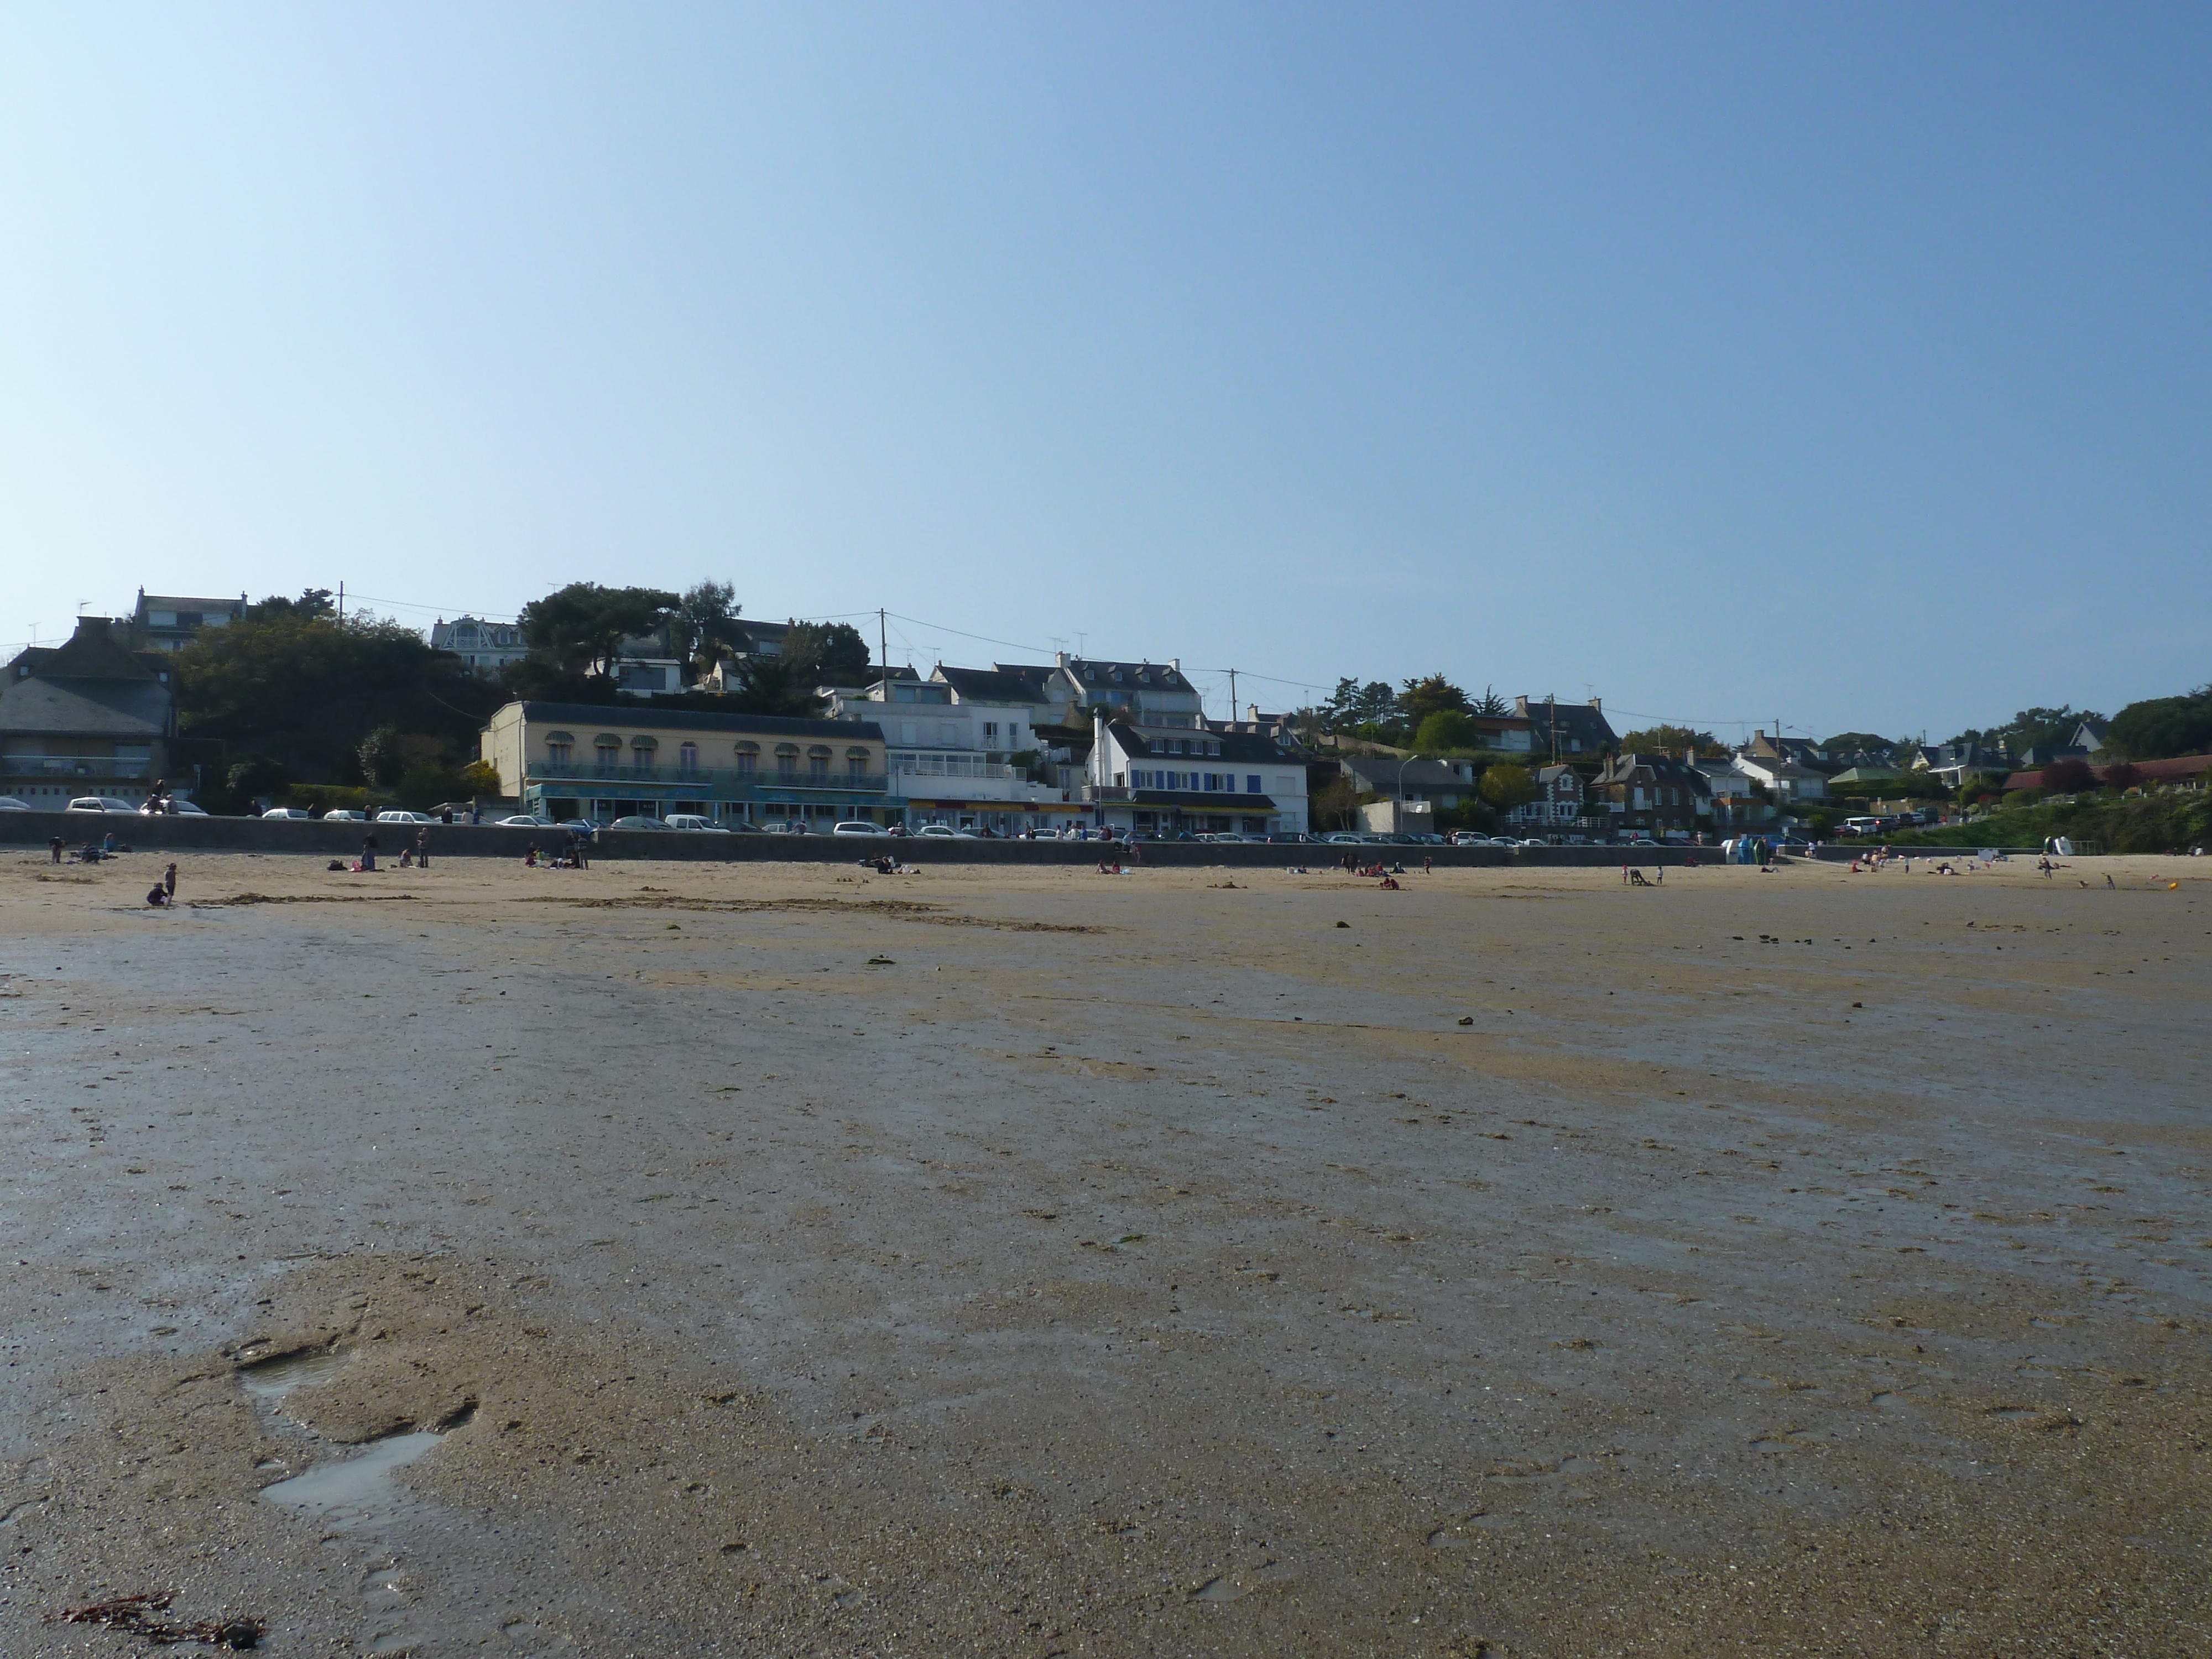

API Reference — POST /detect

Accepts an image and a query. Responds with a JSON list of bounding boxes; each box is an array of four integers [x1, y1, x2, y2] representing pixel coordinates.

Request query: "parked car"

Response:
[[375, 810, 435, 825], [913, 824, 975, 838], [154, 799, 210, 815], [1622, 836, 1659, 847], [260, 806, 311, 820], [0, 795, 33, 811], [321, 808, 367, 821], [607, 815, 671, 831], [65, 796, 144, 813], [831, 820, 890, 836], [496, 814, 549, 827], [665, 815, 732, 833], [1404, 832, 1447, 845], [765, 820, 809, 833]]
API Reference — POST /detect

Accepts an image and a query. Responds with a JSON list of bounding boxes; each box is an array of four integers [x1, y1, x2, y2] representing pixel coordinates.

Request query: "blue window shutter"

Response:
[[1247, 775, 1260, 793]]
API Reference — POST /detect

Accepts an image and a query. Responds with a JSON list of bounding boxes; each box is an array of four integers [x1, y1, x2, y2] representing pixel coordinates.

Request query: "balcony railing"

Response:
[[3, 754, 154, 780], [525, 760, 887, 795]]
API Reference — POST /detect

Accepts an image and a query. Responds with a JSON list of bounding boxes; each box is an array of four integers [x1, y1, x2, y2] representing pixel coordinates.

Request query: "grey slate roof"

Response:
[[1514, 696, 1619, 753], [935, 665, 1053, 704], [1336, 754, 1474, 792], [0, 675, 169, 739]]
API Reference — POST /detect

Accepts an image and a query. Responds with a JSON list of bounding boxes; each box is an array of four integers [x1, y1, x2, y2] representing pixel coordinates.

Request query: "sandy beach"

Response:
[[2, 847, 2206, 1656]]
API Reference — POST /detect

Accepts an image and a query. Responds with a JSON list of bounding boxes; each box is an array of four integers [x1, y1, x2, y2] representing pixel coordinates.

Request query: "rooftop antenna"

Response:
[[1074, 632, 1088, 658]]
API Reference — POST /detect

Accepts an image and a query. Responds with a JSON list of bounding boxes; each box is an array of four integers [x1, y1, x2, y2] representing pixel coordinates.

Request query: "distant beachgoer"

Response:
[[49, 836, 64, 864], [415, 830, 430, 869], [164, 863, 176, 900], [360, 833, 378, 872], [525, 844, 540, 868], [146, 885, 169, 907]]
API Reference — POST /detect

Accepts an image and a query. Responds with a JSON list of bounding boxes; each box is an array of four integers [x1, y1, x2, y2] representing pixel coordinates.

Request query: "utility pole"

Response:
[[878, 608, 889, 687], [1228, 668, 1238, 722], [338, 582, 345, 624], [1548, 692, 1558, 766]]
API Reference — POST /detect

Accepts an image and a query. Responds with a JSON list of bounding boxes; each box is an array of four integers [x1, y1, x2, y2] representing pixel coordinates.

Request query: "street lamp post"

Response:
[[1394, 752, 1426, 833]]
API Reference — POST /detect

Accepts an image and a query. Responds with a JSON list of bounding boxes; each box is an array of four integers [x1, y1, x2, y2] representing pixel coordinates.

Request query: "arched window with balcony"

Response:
[[846, 745, 873, 782], [734, 742, 759, 776], [629, 735, 658, 776], [544, 731, 574, 766], [677, 741, 700, 776], [775, 743, 800, 778], [593, 734, 622, 775], [807, 744, 832, 780]]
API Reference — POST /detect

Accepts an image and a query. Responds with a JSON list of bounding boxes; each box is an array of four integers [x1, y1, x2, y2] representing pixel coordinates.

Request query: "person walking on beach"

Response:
[[49, 834, 64, 864], [361, 832, 379, 872], [415, 829, 430, 869], [164, 863, 177, 901]]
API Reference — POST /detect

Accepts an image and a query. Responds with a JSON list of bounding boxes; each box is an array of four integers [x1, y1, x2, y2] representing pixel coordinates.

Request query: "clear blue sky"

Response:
[[4, 4, 2206, 744]]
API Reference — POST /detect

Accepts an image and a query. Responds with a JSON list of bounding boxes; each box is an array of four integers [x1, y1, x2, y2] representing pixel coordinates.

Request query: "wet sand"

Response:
[[2, 849, 2207, 1656]]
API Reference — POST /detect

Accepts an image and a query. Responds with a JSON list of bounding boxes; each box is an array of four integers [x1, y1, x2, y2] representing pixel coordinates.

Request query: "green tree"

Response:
[[1470, 685, 1510, 718], [1309, 774, 1360, 831], [1480, 764, 1536, 810], [1398, 674, 1470, 725], [1322, 677, 1399, 731], [2105, 686, 2212, 761], [674, 581, 743, 679], [497, 654, 621, 705], [1414, 710, 1481, 753], [779, 620, 874, 686], [247, 587, 336, 622], [1823, 731, 1891, 754], [1618, 724, 1720, 756], [176, 611, 498, 792], [357, 724, 405, 787], [517, 582, 680, 674], [719, 655, 825, 718]]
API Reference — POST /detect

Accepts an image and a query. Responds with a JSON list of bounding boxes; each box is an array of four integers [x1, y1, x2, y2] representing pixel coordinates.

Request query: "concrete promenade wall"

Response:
[[0, 811, 1731, 869]]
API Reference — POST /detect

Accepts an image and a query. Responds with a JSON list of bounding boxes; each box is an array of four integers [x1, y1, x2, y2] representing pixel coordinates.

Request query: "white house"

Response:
[[1731, 751, 1829, 803], [829, 674, 1086, 833], [1088, 714, 1308, 836], [430, 615, 530, 676]]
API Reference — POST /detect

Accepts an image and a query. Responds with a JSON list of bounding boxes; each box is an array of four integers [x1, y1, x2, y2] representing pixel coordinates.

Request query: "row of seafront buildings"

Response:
[[18, 589, 2153, 838], [481, 655, 1318, 835]]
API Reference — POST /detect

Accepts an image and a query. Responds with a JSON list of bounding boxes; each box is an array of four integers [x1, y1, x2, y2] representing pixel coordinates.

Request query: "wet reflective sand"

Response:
[[3, 851, 2206, 1655]]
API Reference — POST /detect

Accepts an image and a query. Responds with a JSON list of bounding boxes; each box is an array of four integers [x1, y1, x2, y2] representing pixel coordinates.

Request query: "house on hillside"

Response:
[[1591, 753, 1711, 837], [1515, 696, 1618, 759], [430, 615, 530, 675], [127, 590, 247, 654], [1334, 753, 1481, 811], [826, 670, 1087, 833], [1088, 716, 1308, 836], [1506, 764, 1586, 831], [1908, 741, 2009, 786], [1732, 750, 1829, 803], [2, 616, 179, 806]]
